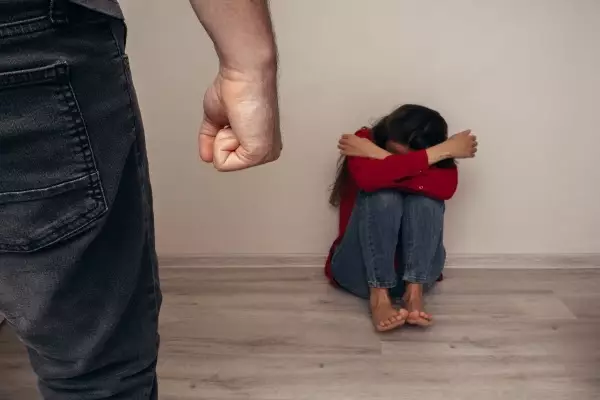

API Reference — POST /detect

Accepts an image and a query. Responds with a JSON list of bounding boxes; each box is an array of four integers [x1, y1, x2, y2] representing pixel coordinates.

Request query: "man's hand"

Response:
[[190, 0, 280, 171], [199, 68, 281, 171]]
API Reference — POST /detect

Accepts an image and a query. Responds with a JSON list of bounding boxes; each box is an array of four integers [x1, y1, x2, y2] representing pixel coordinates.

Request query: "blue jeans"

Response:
[[331, 191, 446, 300], [0, 2, 160, 399]]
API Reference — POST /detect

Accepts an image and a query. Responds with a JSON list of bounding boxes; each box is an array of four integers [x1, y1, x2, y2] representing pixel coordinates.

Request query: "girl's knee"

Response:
[[360, 190, 404, 211], [403, 195, 444, 216]]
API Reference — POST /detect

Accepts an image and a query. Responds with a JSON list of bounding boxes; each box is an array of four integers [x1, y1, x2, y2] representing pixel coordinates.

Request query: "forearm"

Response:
[[190, 0, 277, 74], [359, 135, 452, 166], [357, 152, 457, 199], [348, 152, 428, 192], [368, 146, 450, 167], [393, 168, 458, 200], [425, 143, 452, 165]]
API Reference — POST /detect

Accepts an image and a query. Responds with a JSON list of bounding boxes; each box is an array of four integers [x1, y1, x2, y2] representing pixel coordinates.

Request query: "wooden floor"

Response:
[[1, 267, 599, 399]]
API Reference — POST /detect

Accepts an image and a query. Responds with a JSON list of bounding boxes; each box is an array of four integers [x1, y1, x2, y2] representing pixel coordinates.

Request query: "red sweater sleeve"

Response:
[[346, 128, 458, 200], [393, 167, 458, 201], [347, 152, 429, 192]]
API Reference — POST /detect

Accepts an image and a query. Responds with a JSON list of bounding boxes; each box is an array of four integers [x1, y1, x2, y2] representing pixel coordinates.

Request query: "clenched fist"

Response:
[[199, 68, 282, 171]]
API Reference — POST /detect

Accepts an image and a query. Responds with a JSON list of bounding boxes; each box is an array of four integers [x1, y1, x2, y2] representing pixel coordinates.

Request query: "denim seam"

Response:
[[0, 16, 52, 39], [109, 23, 161, 324], [57, 63, 108, 209], [399, 196, 447, 285], [362, 196, 380, 286], [402, 208, 414, 277], [402, 273, 432, 284], [331, 210, 356, 264], [0, 201, 106, 252], [360, 192, 403, 289], [49, 0, 68, 24], [64, 74, 108, 210], [367, 279, 397, 289], [0, 172, 91, 200]]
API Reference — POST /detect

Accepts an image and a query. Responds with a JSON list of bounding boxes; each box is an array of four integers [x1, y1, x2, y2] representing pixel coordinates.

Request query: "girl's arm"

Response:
[[346, 152, 429, 192], [394, 167, 458, 201], [347, 155, 457, 200], [339, 129, 476, 164], [340, 129, 473, 199], [341, 128, 427, 192]]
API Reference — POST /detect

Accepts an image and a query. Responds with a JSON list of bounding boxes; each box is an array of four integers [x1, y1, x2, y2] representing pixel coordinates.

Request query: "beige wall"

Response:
[[120, 0, 600, 257]]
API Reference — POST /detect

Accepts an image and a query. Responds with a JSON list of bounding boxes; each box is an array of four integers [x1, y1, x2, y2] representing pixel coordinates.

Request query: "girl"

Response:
[[326, 105, 477, 332]]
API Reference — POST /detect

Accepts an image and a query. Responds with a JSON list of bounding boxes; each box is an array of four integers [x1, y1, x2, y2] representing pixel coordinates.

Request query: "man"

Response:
[[0, 0, 280, 398]]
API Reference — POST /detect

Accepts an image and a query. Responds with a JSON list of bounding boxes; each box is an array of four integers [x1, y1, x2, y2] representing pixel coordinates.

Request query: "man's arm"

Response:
[[190, 0, 277, 74], [189, 0, 281, 172]]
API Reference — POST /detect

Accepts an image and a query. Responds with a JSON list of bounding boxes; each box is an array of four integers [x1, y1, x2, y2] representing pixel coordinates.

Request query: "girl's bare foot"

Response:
[[403, 283, 433, 327], [370, 288, 408, 332]]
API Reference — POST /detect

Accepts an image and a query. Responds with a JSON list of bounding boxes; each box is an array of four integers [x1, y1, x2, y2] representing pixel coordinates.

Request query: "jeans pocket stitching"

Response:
[[56, 63, 108, 207], [0, 16, 53, 39], [0, 61, 108, 252]]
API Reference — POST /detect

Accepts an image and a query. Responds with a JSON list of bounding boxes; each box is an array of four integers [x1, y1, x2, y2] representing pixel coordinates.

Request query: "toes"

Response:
[[377, 320, 391, 330], [406, 311, 433, 327], [408, 318, 430, 327], [374, 313, 407, 331], [376, 318, 405, 332], [371, 306, 408, 332]]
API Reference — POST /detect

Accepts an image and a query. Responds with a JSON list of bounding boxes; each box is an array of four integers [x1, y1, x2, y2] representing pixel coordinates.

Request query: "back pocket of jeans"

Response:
[[0, 61, 107, 253]]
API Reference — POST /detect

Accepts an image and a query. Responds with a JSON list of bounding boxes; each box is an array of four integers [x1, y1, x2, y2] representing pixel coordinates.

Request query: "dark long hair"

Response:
[[329, 104, 454, 207]]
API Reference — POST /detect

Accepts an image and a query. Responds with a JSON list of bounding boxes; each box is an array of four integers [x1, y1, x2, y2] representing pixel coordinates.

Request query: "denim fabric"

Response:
[[69, 0, 123, 19], [330, 191, 445, 300], [0, 2, 160, 399]]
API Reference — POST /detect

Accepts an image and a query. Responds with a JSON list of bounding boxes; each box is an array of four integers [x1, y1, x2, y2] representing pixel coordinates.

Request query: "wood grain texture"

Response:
[[1, 268, 599, 400]]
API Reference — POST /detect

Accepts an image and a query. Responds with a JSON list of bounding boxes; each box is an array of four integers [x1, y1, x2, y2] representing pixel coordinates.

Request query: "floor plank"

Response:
[[1, 267, 599, 399]]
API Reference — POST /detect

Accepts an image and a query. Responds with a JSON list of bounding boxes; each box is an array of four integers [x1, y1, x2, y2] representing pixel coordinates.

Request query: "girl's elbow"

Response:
[[351, 173, 377, 192], [443, 187, 458, 200]]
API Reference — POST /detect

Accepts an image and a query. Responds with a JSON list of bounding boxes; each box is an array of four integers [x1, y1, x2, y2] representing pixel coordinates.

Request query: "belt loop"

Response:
[[49, 0, 69, 24]]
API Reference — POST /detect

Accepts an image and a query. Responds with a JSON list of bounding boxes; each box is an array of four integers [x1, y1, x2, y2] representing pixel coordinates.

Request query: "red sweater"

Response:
[[325, 127, 458, 282]]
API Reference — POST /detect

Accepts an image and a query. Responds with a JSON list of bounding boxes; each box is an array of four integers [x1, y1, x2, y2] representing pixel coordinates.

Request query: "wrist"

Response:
[[219, 61, 277, 85], [426, 143, 452, 165], [219, 49, 278, 80], [372, 149, 392, 160]]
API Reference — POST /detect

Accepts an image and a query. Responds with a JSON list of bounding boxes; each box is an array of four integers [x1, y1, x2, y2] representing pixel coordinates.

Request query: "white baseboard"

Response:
[[159, 254, 326, 268], [159, 253, 600, 269]]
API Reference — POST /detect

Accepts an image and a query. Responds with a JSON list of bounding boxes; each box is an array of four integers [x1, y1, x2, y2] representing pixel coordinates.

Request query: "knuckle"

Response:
[[270, 149, 282, 162]]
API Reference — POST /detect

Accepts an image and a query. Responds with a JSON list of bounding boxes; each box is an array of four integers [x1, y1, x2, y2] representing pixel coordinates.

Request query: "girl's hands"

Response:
[[338, 134, 391, 160], [338, 129, 478, 165], [443, 130, 478, 159]]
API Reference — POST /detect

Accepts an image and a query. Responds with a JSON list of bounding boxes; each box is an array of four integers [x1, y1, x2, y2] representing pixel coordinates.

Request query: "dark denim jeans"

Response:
[[331, 191, 446, 300], [0, 1, 161, 399]]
